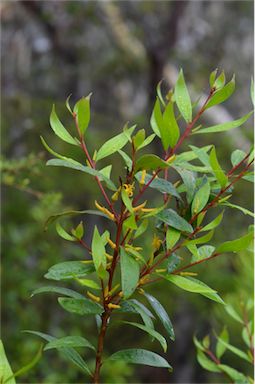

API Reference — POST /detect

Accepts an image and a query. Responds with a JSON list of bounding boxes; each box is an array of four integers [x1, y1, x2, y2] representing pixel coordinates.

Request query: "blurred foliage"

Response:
[[1, 1, 253, 383]]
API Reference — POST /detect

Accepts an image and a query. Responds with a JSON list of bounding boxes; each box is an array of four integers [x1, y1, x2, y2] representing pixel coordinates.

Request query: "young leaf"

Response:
[[216, 327, 229, 359], [74, 95, 91, 135], [135, 155, 170, 172], [71, 221, 84, 240], [201, 211, 224, 232], [150, 98, 162, 137], [108, 349, 172, 369], [31, 286, 85, 299], [56, 222, 76, 242], [174, 69, 192, 123], [46, 159, 117, 191], [217, 337, 251, 362], [156, 209, 193, 233], [123, 321, 167, 352], [216, 231, 253, 253], [193, 111, 253, 134], [50, 105, 78, 145], [24, 331, 92, 376], [190, 245, 215, 263], [44, 336, 95, 351], [143, 292, 175, 341], [133, 129, 145, 150], [121, 189, 133, 212], [137, 134, 155, 150], [58, 297, 103, 315], [134, 219, 148, 239], [96, 125, 136, 161], [205, 75, 235, 110], [209, 69, 218, 88], [166, 227, 181, 249], [157, 80, 166, 106], [44, 261, 95, 281], [91, 226, 106, 278], [214, 70, 226, 89], [120, 247, 139, 298], [196, 350, 221, 373], [0, 340, 16, 384], [209, 147, 228, 187], [185, 230, 214, 246], [191, 177, 210, 215], [163, 101, 180, 148]]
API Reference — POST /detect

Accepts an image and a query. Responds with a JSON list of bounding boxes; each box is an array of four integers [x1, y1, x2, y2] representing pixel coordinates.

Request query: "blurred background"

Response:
[[1, 1, 254, 383]]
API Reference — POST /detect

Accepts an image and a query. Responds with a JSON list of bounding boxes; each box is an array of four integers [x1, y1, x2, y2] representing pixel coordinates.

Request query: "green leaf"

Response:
[[163, 274, 215, 294], [215, 71, 226, 88], [163, 275, 224, 304], [44, 209, 109, 230], [5, 345, 42, 383], [231, 149, 247, 167], [56, 222, 76, 242], [44, 336, 95, 352], [143, 292, 175, 341], [220, 201, 254, 218], [193, 335, 206, 352], [58, 297, 103, 315], [189, 145, 210, 167], [44, 261, 95, 281], [0, 340, 16, 384], [46, 159, 117, 191], [40, 136, 79, 162], [174, 69, 192, 123], [205, 75, 235, 110], [167, 253, 182, 273], [216, 327, 229, 359], [74, 278, 100, 290], [127, 300, 155, 329], [71, 221, 84, 240], [225, 305, 243, 324], [31, 286, 85, 299], [156, 80, 166, 107], [121, 189, 133, 212], [163, 101, 180, 148], [191, 177, 210, 215], [218, 364, 249, 383], [123, 214, 137, 230], [137, 134, 155, 150], [50, 105, 78, 145], [174, 167, 196, 203], [209, 147, 228, 187], [216, 338, 251, 362], [190, 245, 215, 263], [108, 349, 171, 369], [193, 111, 253, 134], [65, 94, 73, 114], [135, 172, 181, 199], [123, 321, 167, 352], [175, 145, 212, 163], [156, 209, 193, 233], [201, 211, 224, 232], [133, 129, 145, 150], [196, 350, 221, 373], [74, 95, 91, 135], [166, 227, 181, 249], [118, 150, 132, 171], [150, 98, 162, 137], [185, 230, 214, 246], [91, 226, 106, 278], [120, 247, 140, 298], [96, 125, 136, 161], [135, 155, 170, 172], [134, 219, 148, 239], [24, 331, 92, 376], [209, 69, 218, 88], [216, 231, 253, 253]]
